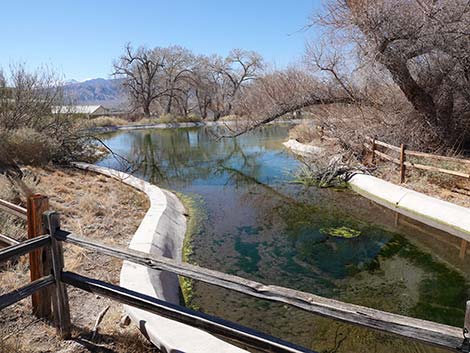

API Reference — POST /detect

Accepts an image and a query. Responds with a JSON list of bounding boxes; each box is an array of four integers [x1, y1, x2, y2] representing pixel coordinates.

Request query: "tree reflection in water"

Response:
[[97, 124, 469, 353]]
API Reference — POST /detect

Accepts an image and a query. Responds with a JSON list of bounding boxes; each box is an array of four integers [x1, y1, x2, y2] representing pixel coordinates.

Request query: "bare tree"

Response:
[[227, 67, 357, 137], [0, 64, 64, 131], [208, 49, 264, 120], [0, 64, 91, 165], [158, 46, 196, 115], [114, 45, 265, 120], [113, 44, 167, 117], [318, 0, 470, 147]]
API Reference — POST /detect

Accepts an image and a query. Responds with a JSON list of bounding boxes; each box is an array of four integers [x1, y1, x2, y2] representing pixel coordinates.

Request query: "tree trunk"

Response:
[[143, 102, 151, 117], [383, 59, 437, 122], [166, 91, 173, 114]]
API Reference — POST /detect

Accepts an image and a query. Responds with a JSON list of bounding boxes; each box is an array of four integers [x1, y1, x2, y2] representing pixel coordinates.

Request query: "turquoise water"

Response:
[[98, 124, 469, 353]]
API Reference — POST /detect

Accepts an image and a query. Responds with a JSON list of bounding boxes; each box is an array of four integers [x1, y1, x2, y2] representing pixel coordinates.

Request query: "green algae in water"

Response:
[[370, 233, 469, 327], [100, 125, 470, 352], [234, 226, 262, 274], [176, 192, 208, 310], [320, 226, 362, 239]]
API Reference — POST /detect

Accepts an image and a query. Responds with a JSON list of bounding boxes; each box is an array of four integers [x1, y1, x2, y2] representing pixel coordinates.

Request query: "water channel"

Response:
[[98, 124, 470, 353]]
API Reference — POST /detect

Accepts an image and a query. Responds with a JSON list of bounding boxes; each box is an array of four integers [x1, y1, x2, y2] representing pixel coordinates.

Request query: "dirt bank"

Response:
[[0, 166, 157, 353]]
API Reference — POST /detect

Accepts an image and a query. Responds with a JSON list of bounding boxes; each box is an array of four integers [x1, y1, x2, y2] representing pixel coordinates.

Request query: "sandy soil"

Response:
[[0, 166, 159, 353]]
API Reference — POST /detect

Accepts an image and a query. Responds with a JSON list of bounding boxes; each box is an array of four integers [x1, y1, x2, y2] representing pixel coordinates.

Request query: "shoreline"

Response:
[[72, 162, 248, 353], [89, 118, 310, 133], [283, 139, 470, 243]]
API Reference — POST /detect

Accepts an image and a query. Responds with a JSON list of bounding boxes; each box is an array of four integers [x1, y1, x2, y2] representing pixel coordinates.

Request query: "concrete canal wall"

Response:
[[73, 162, 248, 353], [283, 141, 470, 242]]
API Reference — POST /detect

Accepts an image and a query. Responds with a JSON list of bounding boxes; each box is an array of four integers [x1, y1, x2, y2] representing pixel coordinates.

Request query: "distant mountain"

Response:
[[63, 78, 128, 110]]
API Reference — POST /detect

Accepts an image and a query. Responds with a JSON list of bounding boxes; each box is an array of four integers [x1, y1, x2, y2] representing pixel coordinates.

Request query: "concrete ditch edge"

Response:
[[73, 162, 248, 353], [283, 141, 470, 242], [90, 118, 309, 133]]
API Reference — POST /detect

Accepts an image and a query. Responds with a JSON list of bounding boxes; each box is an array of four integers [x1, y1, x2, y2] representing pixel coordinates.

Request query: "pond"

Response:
[[97, 124, 470, 353]]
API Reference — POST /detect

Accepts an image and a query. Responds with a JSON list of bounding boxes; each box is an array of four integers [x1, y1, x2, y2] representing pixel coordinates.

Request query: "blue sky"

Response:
[[2, 1, 322, 81]]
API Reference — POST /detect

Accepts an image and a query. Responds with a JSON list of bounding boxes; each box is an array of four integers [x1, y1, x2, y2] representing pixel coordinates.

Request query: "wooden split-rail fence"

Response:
[[364, 136, 470, 183], [1, 194, 470, 352], [363, 136, 470, 262]]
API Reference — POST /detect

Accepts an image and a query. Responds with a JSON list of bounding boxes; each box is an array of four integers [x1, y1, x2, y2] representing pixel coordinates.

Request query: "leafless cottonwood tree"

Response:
[[113, 44, 167, 117], [228, 0, 469, 152], [159, 46, 196, 115], [318, 0, 470, 148], [114, 44, 265, 119], [227, 64, 359, 138], [209, 49, 264, 120], [191, 56, 215, 119]]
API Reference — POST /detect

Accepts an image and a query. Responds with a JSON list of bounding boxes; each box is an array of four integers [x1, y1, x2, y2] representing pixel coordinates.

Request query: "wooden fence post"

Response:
[[464, 301, 470, 341], [44, 211, 71, 339], [460, 240, 468, 260], [466, 301, 470, 330], [400, 144, 406, 183], [371, 137, 376, 163], [27, 194, 52, 319]]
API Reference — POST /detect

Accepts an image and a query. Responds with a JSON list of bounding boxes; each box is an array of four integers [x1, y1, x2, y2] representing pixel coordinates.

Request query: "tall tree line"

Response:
[[113, 44, 264, 119]]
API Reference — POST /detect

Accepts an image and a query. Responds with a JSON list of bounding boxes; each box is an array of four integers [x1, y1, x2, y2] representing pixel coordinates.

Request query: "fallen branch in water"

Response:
[[292, 152, 372, 188]]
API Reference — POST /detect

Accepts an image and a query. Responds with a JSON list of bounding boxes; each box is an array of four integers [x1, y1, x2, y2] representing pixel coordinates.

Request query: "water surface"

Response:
[[98, 124, 470, 353]]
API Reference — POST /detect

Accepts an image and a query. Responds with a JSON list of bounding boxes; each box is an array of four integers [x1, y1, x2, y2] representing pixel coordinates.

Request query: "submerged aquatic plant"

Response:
[[320, 226, 362, 239]]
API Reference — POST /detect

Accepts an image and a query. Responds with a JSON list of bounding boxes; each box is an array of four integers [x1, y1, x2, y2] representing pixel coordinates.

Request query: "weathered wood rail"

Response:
[[1, 197, 470, 352], [364, 136, 470, 261], [0, 199, 27, 220], [364, 137, 470, 180]]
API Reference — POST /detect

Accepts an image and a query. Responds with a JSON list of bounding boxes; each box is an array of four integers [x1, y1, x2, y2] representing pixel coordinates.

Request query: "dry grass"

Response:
[[0, 167, 158, 353], [374, 160, 470, 208], [136, 113, 203, 125], [87, 116, 129, 127], [288, 122, 322, 144], [287, 121, 470, 208]]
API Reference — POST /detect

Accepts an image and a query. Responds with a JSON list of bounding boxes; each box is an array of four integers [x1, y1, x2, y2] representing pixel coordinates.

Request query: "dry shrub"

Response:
[[0, 65, 93, 166], [0, 176, 16, 201], [219, 114, 240, 121], [288, 122, 320, 143], [89, 116, 129, 127], [0, 128, 54, 165]]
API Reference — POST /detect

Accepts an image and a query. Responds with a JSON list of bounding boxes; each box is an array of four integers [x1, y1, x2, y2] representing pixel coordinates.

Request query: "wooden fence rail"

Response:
[[0, 235, 50, 262], [1, 202, 470, 352], [55, 229, 466, 351], [0, 275, 55, 311], [364, 137, 470, 182], [62, 271, 313, 353], [0, 199, 27, 220], [0, 232, 20, 246]]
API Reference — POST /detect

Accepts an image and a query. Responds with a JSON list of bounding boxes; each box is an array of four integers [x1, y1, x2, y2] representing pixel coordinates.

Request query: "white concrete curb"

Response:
[[283, 139, 323, 156], [348, 174, 470, 242], [73, 162, 248, 353], [283, 141, 470, 242], [91, 118, 309, 133]]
